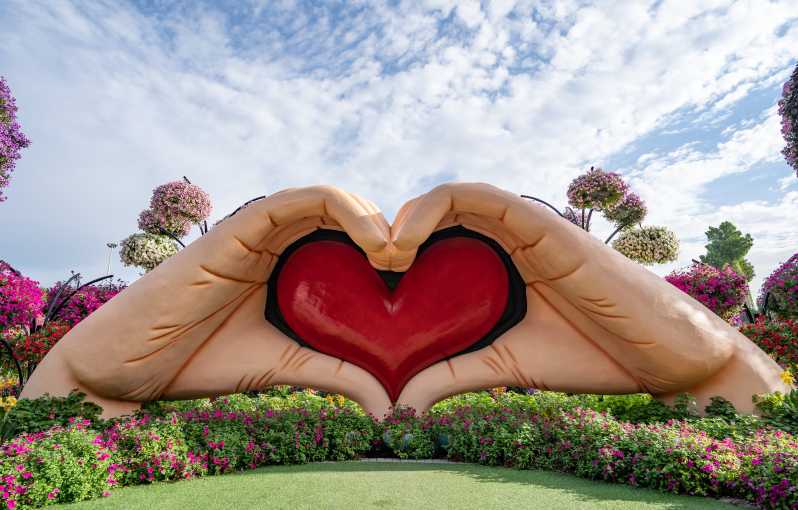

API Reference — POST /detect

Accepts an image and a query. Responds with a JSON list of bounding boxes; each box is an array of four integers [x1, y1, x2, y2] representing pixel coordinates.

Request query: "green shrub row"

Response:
[[1, 389, 797, 509]]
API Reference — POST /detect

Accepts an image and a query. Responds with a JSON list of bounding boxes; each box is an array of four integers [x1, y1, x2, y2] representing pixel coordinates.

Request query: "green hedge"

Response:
[[0, 390, 797, 509]]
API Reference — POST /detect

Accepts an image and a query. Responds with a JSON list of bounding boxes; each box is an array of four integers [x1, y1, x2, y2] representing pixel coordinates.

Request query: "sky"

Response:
[[0, 0, 796, 296]]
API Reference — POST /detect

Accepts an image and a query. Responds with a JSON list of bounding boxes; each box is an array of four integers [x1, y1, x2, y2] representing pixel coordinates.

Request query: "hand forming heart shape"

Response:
[[21, 183, 788, 417]]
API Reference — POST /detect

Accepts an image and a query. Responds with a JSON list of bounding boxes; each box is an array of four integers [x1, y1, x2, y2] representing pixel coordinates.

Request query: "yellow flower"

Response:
[[0, 396, 16, 411], [781, 369, 795, 386]]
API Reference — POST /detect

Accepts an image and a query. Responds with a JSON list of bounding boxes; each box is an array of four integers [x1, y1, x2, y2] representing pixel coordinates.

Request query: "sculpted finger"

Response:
[[248, 186, 388, 254], [397, 286, 642, 412], [392, 183, 558, 267], [161, 286, 392, 417]]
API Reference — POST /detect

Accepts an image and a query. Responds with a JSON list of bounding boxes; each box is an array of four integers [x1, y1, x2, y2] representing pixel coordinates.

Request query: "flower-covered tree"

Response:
[[665, 263, 748, 322], [0, 76, 31, 202], [46, 280, 126, 326], [759, 253, 798, 320], [121, 177, 212, 272], [523, 166, 678, 265], [779, 62, 798, 177]]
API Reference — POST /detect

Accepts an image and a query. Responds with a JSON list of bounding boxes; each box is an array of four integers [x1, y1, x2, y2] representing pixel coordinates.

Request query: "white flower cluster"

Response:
[[119, 233, 179, 272], [612, 226, 679, 265]]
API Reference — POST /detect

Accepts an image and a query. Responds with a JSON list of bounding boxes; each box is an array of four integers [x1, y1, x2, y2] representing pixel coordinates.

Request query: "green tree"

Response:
[[699, 221, 755, 282]]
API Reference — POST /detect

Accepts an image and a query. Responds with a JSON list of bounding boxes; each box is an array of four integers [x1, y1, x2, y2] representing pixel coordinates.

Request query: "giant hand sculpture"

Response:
[[22, 183, 788, 418], [22, 186, 394, 417], [392, 183, 788, 413]]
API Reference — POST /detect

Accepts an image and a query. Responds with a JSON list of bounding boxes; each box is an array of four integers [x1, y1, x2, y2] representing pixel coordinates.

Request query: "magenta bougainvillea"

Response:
[[0, 77, 31, 202], [759, 253, 798, 320], [779, 63, 798, 176], [46, 280, 127, 326], [665, 263, 748, 321], [0, 262, 44, 330]]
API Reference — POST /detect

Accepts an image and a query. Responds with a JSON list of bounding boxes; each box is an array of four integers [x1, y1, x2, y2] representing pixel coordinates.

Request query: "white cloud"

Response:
[[0, 0, 796, 290]]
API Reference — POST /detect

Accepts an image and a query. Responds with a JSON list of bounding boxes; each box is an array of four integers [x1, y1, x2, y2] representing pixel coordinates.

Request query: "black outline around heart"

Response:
[[264, 226, 527, 378]]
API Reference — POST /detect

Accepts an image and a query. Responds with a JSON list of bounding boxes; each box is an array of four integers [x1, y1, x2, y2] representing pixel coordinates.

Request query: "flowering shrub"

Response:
[[3, 390, 798, 508], [759, 253, 798, 320], [612, 226, 680, 265], [101, 415, 202, 485], [8, 321, 70, 365], [119, 233, 179, 272], [666, 263, 748, 321], [778, 63, 798, 175], [46, 280, 126, 326], [0, 263, 44, 331], [0, 420, 113, 509], [0, 77, 31, 202], [741, 318, 798, 369], [566, 167, 628, 210]]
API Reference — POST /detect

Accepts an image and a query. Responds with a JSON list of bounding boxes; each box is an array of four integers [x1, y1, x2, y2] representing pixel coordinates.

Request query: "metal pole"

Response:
[[106, 243, 117, 285]]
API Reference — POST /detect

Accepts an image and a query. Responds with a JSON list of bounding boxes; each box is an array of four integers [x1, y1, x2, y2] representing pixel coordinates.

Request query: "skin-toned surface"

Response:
[[22, 183, 789, 417], [391, 183, 789, 414], [21, 186, 396, 418]]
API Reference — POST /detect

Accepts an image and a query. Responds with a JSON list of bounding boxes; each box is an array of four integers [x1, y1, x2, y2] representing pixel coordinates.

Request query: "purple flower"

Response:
[[758, 253, 798, 319], [603, 192, 647, 227], [666, 263, 748, 321], [566, 167, 629, 210], [0, 76, 31, 202], [778, 64, 798, 175], [46, 280, 126, 326]]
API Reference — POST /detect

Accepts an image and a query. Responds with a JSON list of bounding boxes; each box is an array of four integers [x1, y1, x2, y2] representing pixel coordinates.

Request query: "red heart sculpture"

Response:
[[276, 236, 509, 401]]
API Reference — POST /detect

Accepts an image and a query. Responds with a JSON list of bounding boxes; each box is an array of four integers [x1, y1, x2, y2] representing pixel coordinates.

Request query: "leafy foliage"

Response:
[[699, 221, 755, 282], [0, 390, 102, 442], [4, 390, 798, 508]]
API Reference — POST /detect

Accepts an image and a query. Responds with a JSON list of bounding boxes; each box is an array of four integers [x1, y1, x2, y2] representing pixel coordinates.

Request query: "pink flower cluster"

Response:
[[603, 192, 647, 227], [0, 263, 43, 331], [46, 280, 126, 326], [759, 253, 798, 320], [566, 167, 629, 210], [778, 63, 798, 175], [137, 208, 191, 238], [0, 77, 31, 202], [665, 263, 748, 321], [138, 181, 212, 238]]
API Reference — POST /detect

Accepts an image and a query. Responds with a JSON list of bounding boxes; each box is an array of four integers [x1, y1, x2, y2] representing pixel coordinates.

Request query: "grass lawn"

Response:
[[54, 461, 744, 510]]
